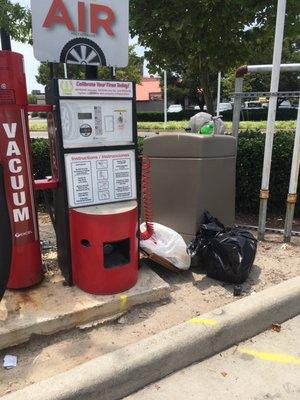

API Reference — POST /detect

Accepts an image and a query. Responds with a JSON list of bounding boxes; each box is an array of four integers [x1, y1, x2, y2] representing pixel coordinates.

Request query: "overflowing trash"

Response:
[[186, 112, 226, 135], [187, 212, 257, 284], [140, 222, 191, 271]]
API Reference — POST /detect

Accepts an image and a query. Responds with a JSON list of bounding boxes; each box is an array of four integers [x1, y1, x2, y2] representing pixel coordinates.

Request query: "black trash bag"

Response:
[[187, 212, 257, 284]]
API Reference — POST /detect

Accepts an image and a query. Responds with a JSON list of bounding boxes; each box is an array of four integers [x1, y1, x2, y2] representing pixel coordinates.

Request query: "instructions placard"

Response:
[[60, 99, 133, 148], [65, 150, 136, 207]]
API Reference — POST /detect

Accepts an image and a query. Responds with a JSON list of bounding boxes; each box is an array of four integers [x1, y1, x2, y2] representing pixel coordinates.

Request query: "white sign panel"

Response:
[[65, 150, 136, 207], [31, 0, 129, 67], [60, 99, 133, 148], [58, 80, 133, 98]]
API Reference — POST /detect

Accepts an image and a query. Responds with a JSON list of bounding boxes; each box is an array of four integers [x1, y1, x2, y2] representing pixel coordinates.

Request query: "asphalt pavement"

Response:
[[125, 315, 300, 400]]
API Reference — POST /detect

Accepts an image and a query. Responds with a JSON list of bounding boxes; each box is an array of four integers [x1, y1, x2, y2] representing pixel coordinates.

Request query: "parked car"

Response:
[[194, 105, 207, 111], [278, 100, 292, 109], [168, 104, 183, 113], [244, 101, 263, 109], [218, 102, 233, 112]]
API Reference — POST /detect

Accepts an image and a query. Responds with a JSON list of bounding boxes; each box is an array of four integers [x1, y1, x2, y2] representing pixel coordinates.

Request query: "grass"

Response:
[[29, 120, 297, 132]]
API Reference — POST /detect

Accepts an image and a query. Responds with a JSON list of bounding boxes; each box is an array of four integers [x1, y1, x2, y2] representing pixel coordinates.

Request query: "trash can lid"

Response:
[[143, 133, 236, 158]]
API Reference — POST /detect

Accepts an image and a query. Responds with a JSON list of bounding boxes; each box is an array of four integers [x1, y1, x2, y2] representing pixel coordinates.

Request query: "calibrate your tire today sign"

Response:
[[30, 0, 129, 67]]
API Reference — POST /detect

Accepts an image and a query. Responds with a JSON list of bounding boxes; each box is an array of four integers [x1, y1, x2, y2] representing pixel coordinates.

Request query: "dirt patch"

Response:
[[0, 214, 299, 396]]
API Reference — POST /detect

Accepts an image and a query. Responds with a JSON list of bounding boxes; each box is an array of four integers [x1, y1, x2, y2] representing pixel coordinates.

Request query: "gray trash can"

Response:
[[143, 133, 236, 242]]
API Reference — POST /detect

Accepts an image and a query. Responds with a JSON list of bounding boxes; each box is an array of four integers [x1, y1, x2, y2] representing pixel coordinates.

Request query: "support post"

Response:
[[283, 97, 300, 242], [64, 64, 68, 79], [258, 0, 287, 241], [232, 77, 244, 138], [110, 67, 116, 80], [216, 71, 221, 117], [164, 70, 167, 128], [0, 28, 11, 51]]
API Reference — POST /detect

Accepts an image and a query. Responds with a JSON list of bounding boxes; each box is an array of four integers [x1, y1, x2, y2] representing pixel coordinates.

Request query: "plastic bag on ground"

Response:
[[140, 222, 191, 271], [187, 211, 257, 283]]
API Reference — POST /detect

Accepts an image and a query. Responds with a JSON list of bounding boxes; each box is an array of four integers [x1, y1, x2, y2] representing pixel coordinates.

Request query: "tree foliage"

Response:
[[0, 0, 31, 44], [130, 0, 300, 113], [222, 39, 300, 100], [36, 45, 143, 86]]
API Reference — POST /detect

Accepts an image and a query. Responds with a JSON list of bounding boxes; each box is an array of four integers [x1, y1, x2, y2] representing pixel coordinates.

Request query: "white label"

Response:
[[31, 0, 129, 67], [65, 150, 136, 207], [58, 80, 133, 98], [60, 99, 133, 148]]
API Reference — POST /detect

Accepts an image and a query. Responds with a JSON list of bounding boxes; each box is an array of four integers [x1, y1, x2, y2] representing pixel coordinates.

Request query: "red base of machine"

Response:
[[69, 202, 139, 295], [7, 241, 42, 289]]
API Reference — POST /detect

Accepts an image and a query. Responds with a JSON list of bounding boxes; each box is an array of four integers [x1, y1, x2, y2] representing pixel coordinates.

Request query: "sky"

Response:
[[8, 0, 146, 93]]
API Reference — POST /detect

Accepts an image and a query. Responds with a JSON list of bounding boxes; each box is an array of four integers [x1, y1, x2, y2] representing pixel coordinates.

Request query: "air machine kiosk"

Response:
[[46, 79, 139, 294]]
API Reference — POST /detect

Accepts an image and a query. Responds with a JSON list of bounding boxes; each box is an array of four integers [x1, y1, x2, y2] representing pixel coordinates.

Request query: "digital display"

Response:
[[78, 113, 92, 120]]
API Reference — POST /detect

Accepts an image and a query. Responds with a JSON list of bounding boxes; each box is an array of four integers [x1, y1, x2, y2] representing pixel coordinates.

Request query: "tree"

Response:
[[0, 0, 31, 44], [130, 0, 300, 114], [36, 45, 143, 86]]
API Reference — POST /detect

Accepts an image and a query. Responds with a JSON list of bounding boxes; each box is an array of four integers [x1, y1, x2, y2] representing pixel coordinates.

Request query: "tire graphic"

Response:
[[60, 38, 107, 66]]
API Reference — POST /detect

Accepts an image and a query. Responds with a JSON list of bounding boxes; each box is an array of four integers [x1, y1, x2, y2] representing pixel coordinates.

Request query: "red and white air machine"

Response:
[[46, 78, 139, 294]]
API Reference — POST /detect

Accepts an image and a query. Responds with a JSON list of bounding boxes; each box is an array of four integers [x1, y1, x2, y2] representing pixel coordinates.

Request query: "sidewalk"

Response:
[[125, 315, 300, 400]]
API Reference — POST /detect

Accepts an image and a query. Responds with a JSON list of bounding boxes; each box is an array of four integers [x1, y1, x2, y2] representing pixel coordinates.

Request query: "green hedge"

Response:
[[137, 108, 298, 122], [31, 132, 299, 217], [236, 130, 299, 216]]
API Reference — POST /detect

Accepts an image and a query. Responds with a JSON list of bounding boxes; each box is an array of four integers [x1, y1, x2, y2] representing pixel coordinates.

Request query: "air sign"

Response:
[[30, 0, 129, 67]]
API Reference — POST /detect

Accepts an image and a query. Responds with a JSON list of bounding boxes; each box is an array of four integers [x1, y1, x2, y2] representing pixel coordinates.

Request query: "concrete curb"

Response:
[[4, 276, 300, 400]]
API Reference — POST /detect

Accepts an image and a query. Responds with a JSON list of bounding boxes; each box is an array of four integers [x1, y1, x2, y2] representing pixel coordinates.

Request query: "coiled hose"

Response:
[[140, 155, 154, 240]]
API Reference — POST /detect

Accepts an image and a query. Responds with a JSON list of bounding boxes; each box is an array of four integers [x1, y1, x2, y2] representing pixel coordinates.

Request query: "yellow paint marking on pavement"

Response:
[[238, 348, 300, 365], [189, 317, 218, 326], [120, 295, 128, 312]]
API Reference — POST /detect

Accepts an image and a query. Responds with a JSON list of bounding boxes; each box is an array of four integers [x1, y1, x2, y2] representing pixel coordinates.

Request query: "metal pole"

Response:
[[0, 28, 11, 51], [232, 77, 244, 138], [49, 63, 54, 79], [109, 67, 116, 79], [216, 71, 221, 117], [283, 97, 300, 242], [164, 70, 167, 127], [257, 0, 287, 241], [64, 63, 68, 79]]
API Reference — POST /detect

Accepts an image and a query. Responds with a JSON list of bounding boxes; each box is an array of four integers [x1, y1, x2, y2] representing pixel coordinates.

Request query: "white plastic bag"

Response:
[[140, 222, 191, 270]]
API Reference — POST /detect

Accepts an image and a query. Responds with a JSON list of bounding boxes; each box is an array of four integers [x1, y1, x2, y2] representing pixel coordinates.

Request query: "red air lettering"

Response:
[[43, 0, 115, 35], [78, 2, 86, 33], [43, 0, 75, 31], [90, 4, 115, 36]]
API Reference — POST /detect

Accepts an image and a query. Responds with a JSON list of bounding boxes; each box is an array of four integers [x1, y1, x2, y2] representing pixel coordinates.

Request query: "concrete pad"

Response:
[[0, 266, 170, 350]]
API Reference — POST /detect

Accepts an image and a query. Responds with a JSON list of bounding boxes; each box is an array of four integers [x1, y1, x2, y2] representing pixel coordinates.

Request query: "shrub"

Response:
[[236, 130, 299, 216], [31, 138, 51, 179], [38, 112, 48, 119], [137, 108, 298, 122]]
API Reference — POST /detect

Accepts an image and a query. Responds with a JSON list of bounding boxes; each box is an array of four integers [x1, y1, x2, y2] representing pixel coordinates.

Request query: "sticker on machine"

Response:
[[64, 150, 136, 207]]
